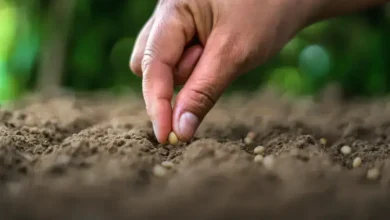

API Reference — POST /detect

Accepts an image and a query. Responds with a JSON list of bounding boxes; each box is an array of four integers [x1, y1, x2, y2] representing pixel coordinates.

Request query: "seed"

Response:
[[319, 138, 327, 145], [153, 165, 167, 177], [352, 157, 362, 168], [366, 168, 380, 180], [244, 137, 253, 145], [263, 155, 275, 169], [253, 146, 265, 154], [244, 131, 256, 145], [161, 161, 174, 169], [168, 132, 179, 145], [340, 145, 352, 155], [253, 155, 264, 163]]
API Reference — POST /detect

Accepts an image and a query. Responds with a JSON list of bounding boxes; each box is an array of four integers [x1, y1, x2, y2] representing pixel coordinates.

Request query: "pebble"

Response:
[[153, 165, 167, 177], [263, 155, 275, 169], [340, 145, 352, 155], [319, 138, 327, 145], [168, 132, 179, 145], [253, 146, 265, 155], [161, 161, 174, 169], [253, 155, 264, 163], [366, 168, 380, 180], [352, 157, 362, 168]]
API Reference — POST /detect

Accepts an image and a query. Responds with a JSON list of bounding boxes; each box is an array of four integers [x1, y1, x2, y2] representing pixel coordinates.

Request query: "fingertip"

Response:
[[150, 99, 173, 144]]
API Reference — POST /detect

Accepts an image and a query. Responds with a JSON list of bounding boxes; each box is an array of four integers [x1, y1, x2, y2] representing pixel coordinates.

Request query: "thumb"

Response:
[[173, 32, 245, 141]]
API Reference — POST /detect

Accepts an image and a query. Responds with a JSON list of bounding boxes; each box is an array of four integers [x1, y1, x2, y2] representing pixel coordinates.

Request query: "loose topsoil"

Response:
[[2, 87, 390, 220]]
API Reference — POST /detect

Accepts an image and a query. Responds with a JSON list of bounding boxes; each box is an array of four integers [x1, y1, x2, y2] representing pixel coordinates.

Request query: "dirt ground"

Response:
[[2, 87, 390, 219]]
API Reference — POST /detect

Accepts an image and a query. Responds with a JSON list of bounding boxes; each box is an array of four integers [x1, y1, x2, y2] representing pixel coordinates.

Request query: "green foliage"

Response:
[[2, 1, 390, 100]]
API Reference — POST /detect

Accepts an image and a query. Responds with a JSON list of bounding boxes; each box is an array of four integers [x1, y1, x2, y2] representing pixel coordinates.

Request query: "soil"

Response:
[[2, 87, 390, 219]]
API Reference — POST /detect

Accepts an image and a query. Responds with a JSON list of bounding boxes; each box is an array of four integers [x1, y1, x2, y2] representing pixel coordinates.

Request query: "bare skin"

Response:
[[130, 0, 389, 144]]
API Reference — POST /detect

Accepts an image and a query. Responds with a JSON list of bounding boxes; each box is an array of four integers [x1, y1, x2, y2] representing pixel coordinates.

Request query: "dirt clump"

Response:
[[1, 90, 390, 219]]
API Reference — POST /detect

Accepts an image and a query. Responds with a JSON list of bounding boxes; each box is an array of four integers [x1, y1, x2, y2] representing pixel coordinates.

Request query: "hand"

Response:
[[130, 0, 387, 143]]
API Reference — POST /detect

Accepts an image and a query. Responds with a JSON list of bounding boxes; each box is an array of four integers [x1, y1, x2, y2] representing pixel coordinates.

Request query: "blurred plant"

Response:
[[2, 1, 389, 99]]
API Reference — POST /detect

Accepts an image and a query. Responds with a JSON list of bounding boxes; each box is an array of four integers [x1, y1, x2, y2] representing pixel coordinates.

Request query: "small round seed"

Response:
[[319, 138, 327, 145], [253, 155, 264, 163], [161, 161, 174, 169], [168, 132, 179, 145], [244, 137, 253, 145], [244, 131, 256, 144], [253, 146, 265, 155], [352, 157, 362, 168], [340, 145, 352, 155], [153, 165, 167, 177], [366, 168, 380, 180], [263, 155, 275, 169]]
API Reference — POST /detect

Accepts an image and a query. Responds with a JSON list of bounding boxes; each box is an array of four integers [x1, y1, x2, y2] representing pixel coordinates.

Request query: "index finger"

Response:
[[142, 5, 195, 143]]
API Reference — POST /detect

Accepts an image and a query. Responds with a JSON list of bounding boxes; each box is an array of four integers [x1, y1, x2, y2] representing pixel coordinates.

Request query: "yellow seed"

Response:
[[319, 138, 327, 145], [244, 137, 253, 145], [352, 157, 362, 168], [340, 145, 352, 155], [168, 132, 179, 145], [253, 155, 264, 163], [366, 168, 380, 180], [253, 146, 265, 155], [153, 165, 167, 177], [263, 155, 275, 169], [161, 161, 174, 169]]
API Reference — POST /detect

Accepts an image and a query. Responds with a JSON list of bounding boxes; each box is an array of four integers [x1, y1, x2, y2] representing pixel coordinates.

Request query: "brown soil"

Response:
[[2, 88, 390, 219]]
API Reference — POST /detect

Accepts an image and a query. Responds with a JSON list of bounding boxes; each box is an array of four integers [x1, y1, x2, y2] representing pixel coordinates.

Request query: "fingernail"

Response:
[[178, 112, 199, 140], [152, 120, 159, 140]]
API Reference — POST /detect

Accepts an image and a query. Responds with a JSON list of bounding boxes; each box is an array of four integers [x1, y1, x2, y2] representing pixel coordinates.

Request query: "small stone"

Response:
[[253, 146, 265, 155], [319, 138, 327, 145], [352, 157, 362, 168], [253, 155, 264, 163], [161, 161, 174, 169], [366, 168, 380, 180], [168, 132, 179, 145], [153, 165, 167, 177], [290, 148, 299, 156], [263, 155, 275, 169], [340, 145, 352, 155]]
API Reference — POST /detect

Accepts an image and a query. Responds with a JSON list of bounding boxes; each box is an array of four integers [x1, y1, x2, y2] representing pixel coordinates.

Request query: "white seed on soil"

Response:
[[244, 131, 256, 145], [168, 132, 179, 145], [263, 155, 275, 169], [366, 168, 380, 180], [352, 157, 362, 168], [340, 145, 352, 155], [161, 161, 174, 169], [319, 138, 327, 145], [253, 155, 264, 163], [153, 165, 167, 177], [244, 137, 253, 145], [253, 146, 265, 155]]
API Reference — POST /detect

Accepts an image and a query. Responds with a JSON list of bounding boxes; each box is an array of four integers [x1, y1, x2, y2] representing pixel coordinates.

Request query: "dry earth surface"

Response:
[[1, 88, 390, 219]]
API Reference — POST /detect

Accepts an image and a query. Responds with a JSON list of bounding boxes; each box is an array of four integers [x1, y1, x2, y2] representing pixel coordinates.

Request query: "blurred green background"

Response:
[[0, 0, 389, 102]]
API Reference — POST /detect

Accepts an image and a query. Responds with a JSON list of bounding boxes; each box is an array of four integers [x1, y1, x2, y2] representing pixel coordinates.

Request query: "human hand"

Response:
[[130, 0, 387, 143]]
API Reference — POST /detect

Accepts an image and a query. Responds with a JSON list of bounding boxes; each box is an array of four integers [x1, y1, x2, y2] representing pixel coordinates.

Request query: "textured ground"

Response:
[[1, 88, 390, 219]]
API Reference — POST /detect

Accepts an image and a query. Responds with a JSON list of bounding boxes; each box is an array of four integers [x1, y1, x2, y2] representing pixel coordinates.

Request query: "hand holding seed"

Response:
[[130, 0, 388, 143]]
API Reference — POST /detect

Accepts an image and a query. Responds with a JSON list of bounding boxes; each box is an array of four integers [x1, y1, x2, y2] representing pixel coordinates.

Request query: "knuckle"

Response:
[[186, 80, 217, 114], [142, 44, 159, 73]]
